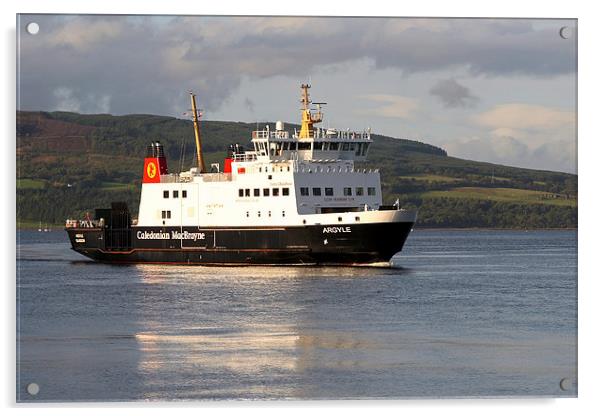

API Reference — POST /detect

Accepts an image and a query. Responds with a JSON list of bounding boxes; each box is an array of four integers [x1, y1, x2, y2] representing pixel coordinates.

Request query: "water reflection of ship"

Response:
[[131, 264, 389, 399]]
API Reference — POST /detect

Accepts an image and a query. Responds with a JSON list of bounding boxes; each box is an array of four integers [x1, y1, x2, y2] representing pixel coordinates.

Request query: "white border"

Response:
[[4, 0, 599, 414]]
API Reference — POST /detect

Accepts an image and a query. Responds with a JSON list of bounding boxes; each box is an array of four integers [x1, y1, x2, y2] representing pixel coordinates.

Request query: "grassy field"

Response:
[[397, 174, 461, 183], [16, 178, 46, 189], [422, 187, 577, 207], [100, 182, 137, 191]]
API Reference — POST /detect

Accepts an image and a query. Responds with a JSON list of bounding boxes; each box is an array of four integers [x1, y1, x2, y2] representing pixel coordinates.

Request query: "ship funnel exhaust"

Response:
[[142, 141, 168, 183]]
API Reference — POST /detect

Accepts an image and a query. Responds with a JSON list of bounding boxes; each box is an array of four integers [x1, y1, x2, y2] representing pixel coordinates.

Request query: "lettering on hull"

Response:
[[322, 226, 351, 234], [136, 230, 206, 241]]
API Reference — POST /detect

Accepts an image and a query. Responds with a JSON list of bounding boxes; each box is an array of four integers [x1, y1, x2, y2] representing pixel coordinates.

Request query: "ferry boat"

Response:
[[65, 85, 417, 266]]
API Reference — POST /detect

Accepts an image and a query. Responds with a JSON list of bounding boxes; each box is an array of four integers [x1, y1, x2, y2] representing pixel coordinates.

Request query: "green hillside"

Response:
[[16, 111, 577, 228]]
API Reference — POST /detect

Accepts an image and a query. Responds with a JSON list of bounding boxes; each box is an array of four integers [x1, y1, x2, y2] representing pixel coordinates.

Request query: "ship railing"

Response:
[[65, 219, 103, 228], [201, 172, 233, 182], [163, 173, 200, 183], [322, 130, 371, 140], [232, 152, 259, 162], [296, 165, 379, 174], [290, 129, 371, 140], [159, 174, 178, 183], [252, 130, 290, 140], [253, 129, 371, 141]]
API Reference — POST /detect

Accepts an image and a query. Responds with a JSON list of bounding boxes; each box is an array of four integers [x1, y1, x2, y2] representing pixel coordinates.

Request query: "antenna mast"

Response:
[[299, 84, 324, 139], [189, 92, 206, 173]]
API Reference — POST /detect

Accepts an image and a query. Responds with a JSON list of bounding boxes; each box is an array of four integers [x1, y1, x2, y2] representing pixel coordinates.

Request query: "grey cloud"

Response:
[[429, 79, 478, 108], [243, 97, 255, 113], [445, 135, 575, 173], [17, 15, 576, 116]]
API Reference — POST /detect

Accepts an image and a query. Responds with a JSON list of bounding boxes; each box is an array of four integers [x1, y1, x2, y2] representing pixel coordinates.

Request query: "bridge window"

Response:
[[356, 143, 362, 156], [245, 189, 251, 197], [163, 190, 169, 198], [254, 188, 260, 197], [298, 142, 311, 151], [282, 187, 290, 196], [300, 187, 309, 196], [182, 190, 187, 198], [343, 187, 352, 196], [362, 143, 369, 156], [356, 187, 364, 196], [263, 188, 270, 196], [173, 190, 179, 198], [329, 142, 339, 151], [342, 142, 350, 151], [273, 188, 280, 196], [368, 187, 376, 196], [325, 187, 334, 196], [238, 189, 244, 197], [349, 143, 355, 151], [312, 187, 321, 196]]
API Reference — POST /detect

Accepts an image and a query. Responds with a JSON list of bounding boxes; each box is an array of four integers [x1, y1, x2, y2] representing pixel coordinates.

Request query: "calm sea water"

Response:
[[16, 229, 577, 401]]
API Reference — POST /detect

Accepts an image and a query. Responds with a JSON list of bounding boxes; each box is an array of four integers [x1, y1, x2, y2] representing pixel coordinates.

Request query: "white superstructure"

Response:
[[137, 85, 415, 228]]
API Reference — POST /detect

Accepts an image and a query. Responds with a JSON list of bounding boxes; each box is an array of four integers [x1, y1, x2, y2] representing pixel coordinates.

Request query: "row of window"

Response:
[[246, 210, 286, 218], [238, 187, 290, 198], [267, 141, 370, 156], [259, 166, 291, 173], [163, 190, 188, 199], [161, 185, 373, 201], [161, 210, 172, 219], [300, 186, 376, 197]]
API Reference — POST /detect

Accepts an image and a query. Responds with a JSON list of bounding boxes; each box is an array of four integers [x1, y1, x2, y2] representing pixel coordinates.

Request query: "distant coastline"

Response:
[[17, 111, 577, 229]]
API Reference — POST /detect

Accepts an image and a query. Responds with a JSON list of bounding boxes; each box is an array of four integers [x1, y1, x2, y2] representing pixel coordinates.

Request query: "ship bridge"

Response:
[[240, 84, 372, 164], [248, 125, 372, 163]]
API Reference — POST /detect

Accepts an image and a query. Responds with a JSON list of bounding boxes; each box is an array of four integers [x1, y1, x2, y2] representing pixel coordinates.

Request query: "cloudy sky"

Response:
[[17, 15, 576, 173]]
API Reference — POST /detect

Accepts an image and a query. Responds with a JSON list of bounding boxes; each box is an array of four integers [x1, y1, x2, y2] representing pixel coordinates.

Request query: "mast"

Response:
[[189, 92, 206, 173], [298, 84, 323, 139]]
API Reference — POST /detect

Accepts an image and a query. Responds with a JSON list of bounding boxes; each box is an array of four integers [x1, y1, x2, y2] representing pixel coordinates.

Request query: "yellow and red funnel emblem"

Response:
[[143, 158, 161, 183], [147, 162, 157, 178]]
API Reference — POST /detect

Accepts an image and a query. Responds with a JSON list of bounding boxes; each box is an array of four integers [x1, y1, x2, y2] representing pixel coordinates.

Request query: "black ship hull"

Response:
[[66, 221, 413, 266]]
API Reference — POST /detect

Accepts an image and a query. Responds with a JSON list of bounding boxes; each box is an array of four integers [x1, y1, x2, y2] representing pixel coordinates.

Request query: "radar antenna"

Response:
[[299, 84, 324, 139]]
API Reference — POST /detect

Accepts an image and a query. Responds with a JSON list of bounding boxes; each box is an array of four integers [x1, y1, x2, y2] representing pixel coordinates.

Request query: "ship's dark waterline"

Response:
[[66, 222, 413, 265], [17, 229, 577, 401]]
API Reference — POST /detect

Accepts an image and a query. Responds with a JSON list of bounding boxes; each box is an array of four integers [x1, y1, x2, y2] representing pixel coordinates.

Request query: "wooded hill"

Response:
[[16, 111, 577, 228]]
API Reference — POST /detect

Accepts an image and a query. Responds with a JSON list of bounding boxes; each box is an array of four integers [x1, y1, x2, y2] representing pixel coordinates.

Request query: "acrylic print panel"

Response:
[[16, 14, 577, 401]]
